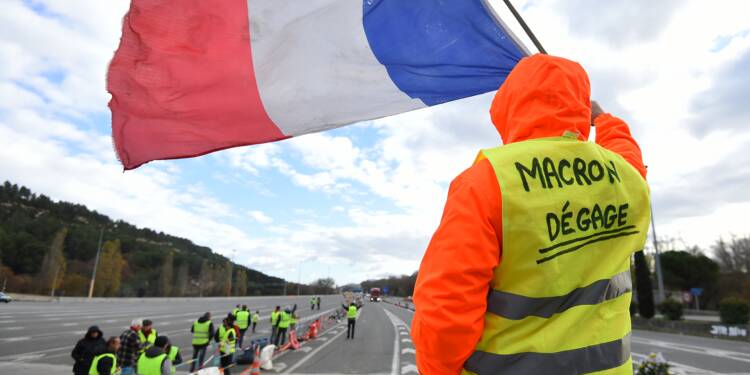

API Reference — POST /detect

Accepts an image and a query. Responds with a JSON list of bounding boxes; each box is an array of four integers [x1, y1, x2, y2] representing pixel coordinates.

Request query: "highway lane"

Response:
[[0, 296, 342, 370], [1, 298, 749, 374]]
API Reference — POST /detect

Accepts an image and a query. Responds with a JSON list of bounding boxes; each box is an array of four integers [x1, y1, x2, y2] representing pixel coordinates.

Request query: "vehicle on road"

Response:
[[0, 292, 11, 303], [370, 288, 381, 302]]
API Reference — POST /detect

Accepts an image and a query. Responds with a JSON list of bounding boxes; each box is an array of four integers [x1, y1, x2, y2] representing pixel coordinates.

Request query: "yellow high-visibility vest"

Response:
[[88, 353, 116, 375], [218, 325, 236, 354], [192, 320, 211, 345], [464, 135, 650, 375], [138, 329, 157, 353], [236, 310, 250, 330]]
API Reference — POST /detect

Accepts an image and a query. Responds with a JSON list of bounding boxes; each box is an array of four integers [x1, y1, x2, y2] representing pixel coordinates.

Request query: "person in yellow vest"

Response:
[[136, 336, 172, 375], [412, 54, 650, 374], [166, 343, 182, 375], [88, 337, 120, 375], [189, 312, 214, 373], [269, 305, 281, 342], [341, 302, 361, 339], [137, 319, 157, 354], [273, 305, 296, 346], [232, 304, 241, 318], [217, 318, 237, 375], [251, 310, 259, 333], [235, 305, 251, 348]]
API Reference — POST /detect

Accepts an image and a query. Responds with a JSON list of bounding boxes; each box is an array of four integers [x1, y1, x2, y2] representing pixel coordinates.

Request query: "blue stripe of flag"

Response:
[[363, 0, 526, 106]]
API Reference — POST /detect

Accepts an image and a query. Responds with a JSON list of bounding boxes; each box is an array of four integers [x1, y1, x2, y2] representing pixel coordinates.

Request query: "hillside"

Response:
[[0, 181, 289, 297]]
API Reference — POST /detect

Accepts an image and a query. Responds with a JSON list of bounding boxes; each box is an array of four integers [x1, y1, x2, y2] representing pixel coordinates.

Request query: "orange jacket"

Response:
[[411, 54, 647, 375]]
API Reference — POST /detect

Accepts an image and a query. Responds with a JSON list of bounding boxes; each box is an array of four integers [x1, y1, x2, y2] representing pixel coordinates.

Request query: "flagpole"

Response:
[[501, 0, 547, 54]]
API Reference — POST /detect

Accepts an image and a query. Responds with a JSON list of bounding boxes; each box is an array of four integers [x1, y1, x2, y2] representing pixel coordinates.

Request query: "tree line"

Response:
[[0, 181, 334, 297], [358, 237, 750, 313]]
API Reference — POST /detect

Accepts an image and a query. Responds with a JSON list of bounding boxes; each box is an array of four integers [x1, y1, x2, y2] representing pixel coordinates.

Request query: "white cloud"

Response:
[[249, 210, 273, 224], [3, 0, 750, 285]]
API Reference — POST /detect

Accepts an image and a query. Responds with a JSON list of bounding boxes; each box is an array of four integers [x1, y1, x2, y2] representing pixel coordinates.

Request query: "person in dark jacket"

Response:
[[89, 337, 120, 375], [71, 325, 106, 375]]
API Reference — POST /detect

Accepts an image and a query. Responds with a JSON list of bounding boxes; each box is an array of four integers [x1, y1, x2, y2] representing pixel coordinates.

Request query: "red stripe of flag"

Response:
[[107, 0, 287, 170]]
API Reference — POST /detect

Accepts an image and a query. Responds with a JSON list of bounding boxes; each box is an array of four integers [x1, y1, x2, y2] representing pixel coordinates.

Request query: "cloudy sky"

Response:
[[1, 0, 748, 285]]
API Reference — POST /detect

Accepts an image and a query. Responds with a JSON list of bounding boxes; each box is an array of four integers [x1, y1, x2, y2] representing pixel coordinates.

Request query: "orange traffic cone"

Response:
[[250, 346, 261, 375]]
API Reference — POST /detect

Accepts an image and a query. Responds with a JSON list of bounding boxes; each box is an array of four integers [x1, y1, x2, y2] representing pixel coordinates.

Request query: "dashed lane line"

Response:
[[401, 348, 415, 355], [281, 320, 350, 374]]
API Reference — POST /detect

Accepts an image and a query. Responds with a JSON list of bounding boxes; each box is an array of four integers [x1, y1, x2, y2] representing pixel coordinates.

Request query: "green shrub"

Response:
[[658, 299, 683, 321], [636, 352, 671, 375], [719, 297, 750, 325]]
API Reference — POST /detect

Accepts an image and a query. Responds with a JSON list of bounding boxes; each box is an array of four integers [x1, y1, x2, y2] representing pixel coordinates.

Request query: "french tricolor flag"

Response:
[[108, 0, 529, 170]]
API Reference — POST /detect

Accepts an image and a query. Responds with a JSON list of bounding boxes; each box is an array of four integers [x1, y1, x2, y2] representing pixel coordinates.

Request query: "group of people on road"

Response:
[[309, 296, 322, 310], [74, 298, 354, 374], [270, 304, 298, 347], [72, 319, 182, 375]]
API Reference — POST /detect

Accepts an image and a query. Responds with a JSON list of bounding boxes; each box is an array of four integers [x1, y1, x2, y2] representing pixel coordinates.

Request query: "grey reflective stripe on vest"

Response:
[[487, 270, 631, 320], [465, 334, 631, 374]]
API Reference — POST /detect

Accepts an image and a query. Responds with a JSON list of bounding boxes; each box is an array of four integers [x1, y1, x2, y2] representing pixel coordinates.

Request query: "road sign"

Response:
[[690, 288, 703, 296], [382, 287, 389, 295]]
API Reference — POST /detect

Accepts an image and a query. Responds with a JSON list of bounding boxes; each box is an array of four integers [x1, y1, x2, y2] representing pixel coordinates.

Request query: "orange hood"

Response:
[[490, 54, 591, 144]]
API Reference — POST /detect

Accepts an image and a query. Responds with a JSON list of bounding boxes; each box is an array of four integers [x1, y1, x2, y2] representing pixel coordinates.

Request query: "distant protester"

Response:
[[89, 336, 120, 375], [190, 312, 214, 373], [71, 325, 105, 375], [117, 318, 142, 375], [136, 335, 172, 375]]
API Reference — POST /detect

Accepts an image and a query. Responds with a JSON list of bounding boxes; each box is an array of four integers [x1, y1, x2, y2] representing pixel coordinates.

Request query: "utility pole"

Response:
[[650, 204, 666, 304], [88, 226, 105, 299]]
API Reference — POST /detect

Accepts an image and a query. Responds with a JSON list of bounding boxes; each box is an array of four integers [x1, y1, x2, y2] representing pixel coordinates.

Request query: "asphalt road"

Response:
[[1, 298, 748, 374]]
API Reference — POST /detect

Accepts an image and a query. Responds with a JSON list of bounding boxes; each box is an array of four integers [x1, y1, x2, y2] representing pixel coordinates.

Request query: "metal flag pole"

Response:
[[501, 0, 547, 54]]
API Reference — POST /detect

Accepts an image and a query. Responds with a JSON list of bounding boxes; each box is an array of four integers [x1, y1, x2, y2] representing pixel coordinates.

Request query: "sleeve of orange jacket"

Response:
[[594, 113, 647, 178], [412, 159, 502, 375]]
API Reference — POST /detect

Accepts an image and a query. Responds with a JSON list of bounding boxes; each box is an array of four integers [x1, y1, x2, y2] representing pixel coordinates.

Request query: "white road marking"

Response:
[[62, 322, 77, 327], [3, 337, 29, 342], [401, 364, 418, 374], [281, 324, 349, 374], [398, 331, 408, 336], [401, 348, 416, 355], [298, 346, 312, 353], [632, 352, 718, 375], [400, 338, 412, 343], [274, 362, 288, 372], [11, 353, 46, 362], [0, 326, 23, 331], [632, 337, 750, 364], [383, 307, 409, 375]]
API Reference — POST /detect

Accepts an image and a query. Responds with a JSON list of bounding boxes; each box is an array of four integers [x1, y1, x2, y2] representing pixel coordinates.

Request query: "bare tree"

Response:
[[38, 227, 67, 296], [713, 236, 750, 273]]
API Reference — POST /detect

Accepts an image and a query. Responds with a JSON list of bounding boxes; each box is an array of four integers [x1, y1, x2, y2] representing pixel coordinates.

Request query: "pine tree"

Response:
[[634, 250, 655, 319]]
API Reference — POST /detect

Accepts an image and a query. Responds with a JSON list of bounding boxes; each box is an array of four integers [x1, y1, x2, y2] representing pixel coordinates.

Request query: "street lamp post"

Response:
[[650, 204, 666, 304], [297, 262, 302, 296], [87, 227, 105, 299]]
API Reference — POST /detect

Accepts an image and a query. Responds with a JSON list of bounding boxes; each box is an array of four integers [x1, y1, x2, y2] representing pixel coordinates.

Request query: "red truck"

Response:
[[369, 288, 381, 302]]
